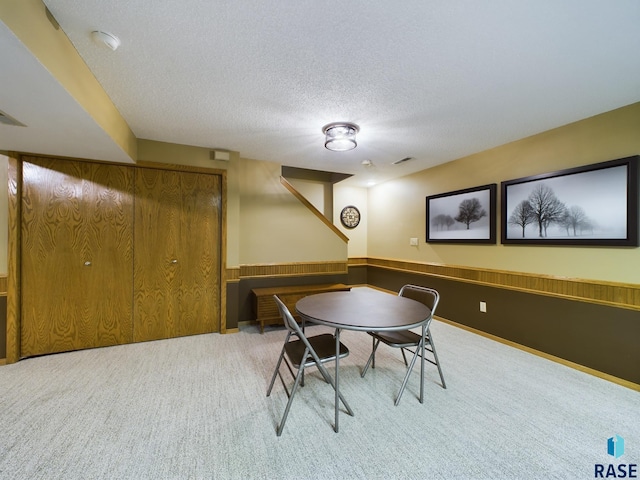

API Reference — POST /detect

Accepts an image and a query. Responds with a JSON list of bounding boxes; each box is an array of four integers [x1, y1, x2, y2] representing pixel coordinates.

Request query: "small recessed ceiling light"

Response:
[[361, 159, 372, 166], [91, 31, 121, 51]]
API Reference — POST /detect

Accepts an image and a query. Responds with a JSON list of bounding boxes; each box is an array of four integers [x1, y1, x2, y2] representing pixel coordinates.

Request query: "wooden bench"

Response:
[[252, 283, 351, 333]]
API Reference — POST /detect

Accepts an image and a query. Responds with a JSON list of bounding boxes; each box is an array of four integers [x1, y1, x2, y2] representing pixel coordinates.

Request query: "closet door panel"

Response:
[[21, 159, 85, 356], [81, 162, 135, 345], [177, 172, 221, 336], [133, 168, 222, 341], [133, 168, 182, 342], [21, 157, 134, 357]]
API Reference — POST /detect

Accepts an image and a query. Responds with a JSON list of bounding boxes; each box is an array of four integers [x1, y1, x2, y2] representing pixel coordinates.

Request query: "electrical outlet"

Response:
[[479, 301, 487, 313], [409, 237, 418, 246]]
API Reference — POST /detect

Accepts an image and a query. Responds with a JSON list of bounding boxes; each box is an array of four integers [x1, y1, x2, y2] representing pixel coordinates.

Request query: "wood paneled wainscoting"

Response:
[[231, 261, 350, 331], [5, 154, 226, 363], [351, 257, 640, 389]]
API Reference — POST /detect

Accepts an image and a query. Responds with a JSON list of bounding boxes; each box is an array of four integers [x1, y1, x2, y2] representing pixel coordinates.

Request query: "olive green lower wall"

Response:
[[347, 264, 368, 286], [366, 266, 640, 385], [226, 282, 240, 331]]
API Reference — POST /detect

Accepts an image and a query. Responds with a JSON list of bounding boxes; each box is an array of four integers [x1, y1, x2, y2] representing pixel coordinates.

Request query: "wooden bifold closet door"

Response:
[[19, 156, 222, 358], [21, 157, 134, 357], [133, 167, 222, 342]]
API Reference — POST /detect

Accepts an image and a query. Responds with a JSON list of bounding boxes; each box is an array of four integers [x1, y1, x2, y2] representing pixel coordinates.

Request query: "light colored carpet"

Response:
[[0, 313, 638, 479]]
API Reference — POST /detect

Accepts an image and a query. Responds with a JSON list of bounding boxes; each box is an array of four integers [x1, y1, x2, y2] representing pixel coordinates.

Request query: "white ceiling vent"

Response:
[[0, 109, 26, 127], [392, 157, 414, 165]]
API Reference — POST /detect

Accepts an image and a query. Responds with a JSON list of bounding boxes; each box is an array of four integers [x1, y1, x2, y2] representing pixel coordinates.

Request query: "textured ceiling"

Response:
[[2, 1, 640, 186]]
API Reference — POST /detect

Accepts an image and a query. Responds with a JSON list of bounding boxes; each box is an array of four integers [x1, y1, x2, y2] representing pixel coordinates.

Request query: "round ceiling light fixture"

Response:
[[322, 122, 359, 151], [91, 30, 121, 51]]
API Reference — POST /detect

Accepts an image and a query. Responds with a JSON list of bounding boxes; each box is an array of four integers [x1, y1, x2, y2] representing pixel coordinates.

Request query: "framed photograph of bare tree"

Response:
[[501, 156, 638, 246], [426, 184, 496, 243]]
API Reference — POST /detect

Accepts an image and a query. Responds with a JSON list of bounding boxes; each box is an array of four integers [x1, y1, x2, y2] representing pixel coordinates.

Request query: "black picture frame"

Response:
[[426, 184, 497, 244], [501, 156, 639, 246]]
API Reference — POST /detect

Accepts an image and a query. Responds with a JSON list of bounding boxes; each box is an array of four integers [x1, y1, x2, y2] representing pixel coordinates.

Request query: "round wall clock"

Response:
[[340, 205, 361, 229]]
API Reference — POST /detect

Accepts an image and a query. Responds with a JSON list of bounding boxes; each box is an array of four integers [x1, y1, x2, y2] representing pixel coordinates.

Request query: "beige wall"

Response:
[[5, 100, 638, 278], [238, 158, 347, 264], [367, 102, 640, 284], [287, 177, 333, 220], [0, 140, 347, 275], [138, 140, 347, 266], [137, 139, 231, 169], [0, 154, 7, 273], [137, 139, 240, 267], [334, 184, 368, 258], [286, 178, 369, 259]]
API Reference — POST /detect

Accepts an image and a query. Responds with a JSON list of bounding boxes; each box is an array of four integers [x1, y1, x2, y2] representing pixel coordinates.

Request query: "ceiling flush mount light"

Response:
[[322, 122, 359, 151], [91, 30, 121, 51]]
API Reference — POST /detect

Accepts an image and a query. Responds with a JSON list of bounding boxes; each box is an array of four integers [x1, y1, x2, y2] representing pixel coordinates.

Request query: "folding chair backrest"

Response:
[[273, 295, 316, 353], [398, 284, 440, 318], [274, 295, 299, 334]]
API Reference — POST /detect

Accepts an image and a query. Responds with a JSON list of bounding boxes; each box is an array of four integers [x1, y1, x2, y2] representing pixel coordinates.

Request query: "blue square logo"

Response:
[[608, 435, 625, 459]]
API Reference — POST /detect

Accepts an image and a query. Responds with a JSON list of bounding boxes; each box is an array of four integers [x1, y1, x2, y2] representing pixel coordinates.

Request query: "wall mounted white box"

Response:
[[210, 150, 230, 161]]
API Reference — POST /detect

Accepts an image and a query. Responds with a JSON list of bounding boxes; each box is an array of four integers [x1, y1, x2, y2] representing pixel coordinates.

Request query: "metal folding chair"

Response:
[[266, 295, 354, 435], [361, 285, 445, 405]]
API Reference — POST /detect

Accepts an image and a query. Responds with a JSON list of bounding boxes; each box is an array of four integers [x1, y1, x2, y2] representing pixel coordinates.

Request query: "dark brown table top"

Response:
[[296, 287, 431, 332]]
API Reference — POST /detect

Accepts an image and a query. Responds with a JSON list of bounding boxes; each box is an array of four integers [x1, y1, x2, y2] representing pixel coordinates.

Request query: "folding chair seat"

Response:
[[361, 284, 445, 405], [266, 295, 354, 436]]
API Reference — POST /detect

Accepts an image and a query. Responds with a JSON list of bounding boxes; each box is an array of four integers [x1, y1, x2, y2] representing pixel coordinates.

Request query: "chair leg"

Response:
[[400, 347, 408, 366], [419, 327, 426, 404], [361, 338, 381, 378], [372, 336, 376, 369], [266, 346, 287, 397], [394, 338, 423, 406], [315, 361, 354, 417], [276, 364, 306, 436], [428, 332, 446, 389]]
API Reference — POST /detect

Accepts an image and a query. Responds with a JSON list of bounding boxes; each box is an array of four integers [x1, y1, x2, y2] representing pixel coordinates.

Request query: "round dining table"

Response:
[[296, 287, 432, 432]]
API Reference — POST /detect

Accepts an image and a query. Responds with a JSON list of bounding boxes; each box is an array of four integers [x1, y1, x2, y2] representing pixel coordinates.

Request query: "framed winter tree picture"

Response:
[[426, 184, 496, 244], [501, 156, 638, 246]]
